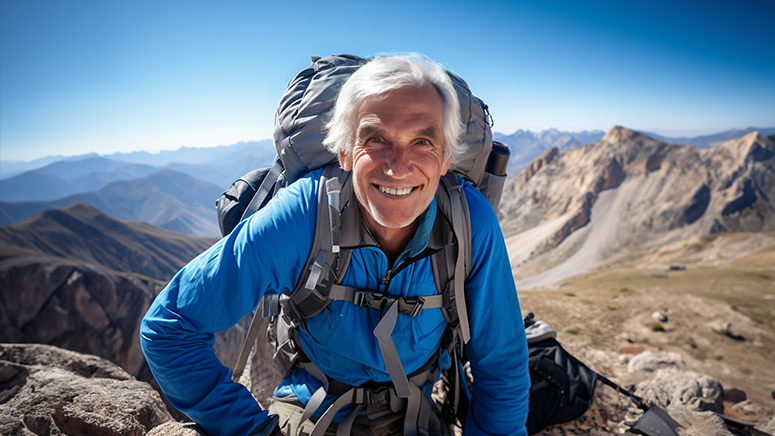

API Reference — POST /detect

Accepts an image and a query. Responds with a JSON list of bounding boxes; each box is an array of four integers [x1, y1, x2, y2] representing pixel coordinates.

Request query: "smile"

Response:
[[378, 185, 415, 196]]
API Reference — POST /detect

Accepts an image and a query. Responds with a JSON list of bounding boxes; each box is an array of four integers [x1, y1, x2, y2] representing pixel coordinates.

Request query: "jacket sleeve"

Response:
[[140, 175, 319, 436], [462, 186, 530, 436]]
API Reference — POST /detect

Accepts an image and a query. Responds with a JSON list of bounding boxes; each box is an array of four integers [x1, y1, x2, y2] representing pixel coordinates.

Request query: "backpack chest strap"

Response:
[[327, 284, 444, 316]]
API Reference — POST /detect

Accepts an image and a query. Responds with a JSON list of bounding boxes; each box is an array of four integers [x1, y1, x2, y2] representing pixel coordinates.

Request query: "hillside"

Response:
[[500, 127, 775, 288], [0, 202, 217, 281], [0, 169, 223, 237]]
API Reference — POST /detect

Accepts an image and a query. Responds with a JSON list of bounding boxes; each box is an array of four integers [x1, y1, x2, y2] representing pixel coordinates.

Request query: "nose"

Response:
[[384, 146, 413, 178]]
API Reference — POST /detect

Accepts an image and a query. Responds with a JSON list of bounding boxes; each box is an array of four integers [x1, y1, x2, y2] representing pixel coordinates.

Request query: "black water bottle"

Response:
[[485, 141, 510, 176]]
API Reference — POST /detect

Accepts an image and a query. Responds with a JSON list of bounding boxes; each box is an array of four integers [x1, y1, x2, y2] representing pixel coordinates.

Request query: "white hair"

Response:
[[322, 54, 464, 169]]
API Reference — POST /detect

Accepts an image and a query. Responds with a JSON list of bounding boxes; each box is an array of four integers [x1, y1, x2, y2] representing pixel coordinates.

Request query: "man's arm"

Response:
[[461, 185, 530, 436], [140, 173, 320, 436]]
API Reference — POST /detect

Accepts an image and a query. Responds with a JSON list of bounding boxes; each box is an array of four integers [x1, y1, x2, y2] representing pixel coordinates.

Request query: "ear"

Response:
[[339, 150, 353, 171], [440, 154, 451, 176]]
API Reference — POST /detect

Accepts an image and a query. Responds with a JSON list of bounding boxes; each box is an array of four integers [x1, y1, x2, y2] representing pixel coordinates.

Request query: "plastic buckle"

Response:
[[356, 292, 392, 311], [366, 386, 390, 406], [402, 296, 426, 317]]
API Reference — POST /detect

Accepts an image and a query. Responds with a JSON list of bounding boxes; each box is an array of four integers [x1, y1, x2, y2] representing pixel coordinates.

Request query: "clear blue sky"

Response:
[[1, 0, 773, 162]]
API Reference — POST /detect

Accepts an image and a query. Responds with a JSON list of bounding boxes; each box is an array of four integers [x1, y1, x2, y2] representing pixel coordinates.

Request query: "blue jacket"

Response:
[[140, 169, 530, 436]]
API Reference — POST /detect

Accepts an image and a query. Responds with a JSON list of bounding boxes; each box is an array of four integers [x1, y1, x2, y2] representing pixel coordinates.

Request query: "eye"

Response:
[[368, 136, 384, 144], [415, 139, 434, 147]]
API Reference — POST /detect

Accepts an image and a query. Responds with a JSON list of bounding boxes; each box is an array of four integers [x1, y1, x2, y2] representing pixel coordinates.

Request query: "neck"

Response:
[[373, 223, 417, 262], [360, 213, 418, 266]]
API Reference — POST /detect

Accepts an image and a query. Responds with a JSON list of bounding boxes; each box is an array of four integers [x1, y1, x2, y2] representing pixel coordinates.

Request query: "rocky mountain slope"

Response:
[[0, 255, 159, 378], [0, 204, 251, 405], [500, 127, 775, 288], [0, 202, 217, 281]]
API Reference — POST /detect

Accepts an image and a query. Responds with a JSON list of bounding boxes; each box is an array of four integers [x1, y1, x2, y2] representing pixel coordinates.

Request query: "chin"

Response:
[[373, 213, 417, 230]]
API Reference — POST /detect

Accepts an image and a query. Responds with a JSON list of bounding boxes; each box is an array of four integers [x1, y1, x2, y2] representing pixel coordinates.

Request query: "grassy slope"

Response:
[[517, 240, 775, 406]]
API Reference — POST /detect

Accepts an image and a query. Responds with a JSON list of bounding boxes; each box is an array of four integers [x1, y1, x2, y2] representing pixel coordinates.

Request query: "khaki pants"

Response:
[[268, 396, 452, 436]]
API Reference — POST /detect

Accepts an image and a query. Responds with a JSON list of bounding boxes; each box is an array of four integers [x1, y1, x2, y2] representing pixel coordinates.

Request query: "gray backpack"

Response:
[[215, 54, 510, 435]]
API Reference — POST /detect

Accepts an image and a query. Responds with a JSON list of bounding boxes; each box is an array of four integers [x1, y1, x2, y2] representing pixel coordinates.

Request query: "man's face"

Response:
[[339, 83, 450, 240]]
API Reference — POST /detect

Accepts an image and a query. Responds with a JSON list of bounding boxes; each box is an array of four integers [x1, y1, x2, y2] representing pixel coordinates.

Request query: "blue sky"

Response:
[[1, 0, 773, 162]]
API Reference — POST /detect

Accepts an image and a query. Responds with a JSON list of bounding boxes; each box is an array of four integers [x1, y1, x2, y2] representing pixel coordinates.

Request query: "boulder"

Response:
[[627, 350, 684, 373], [634, 368, 723, 413], [0, 343, 172, 435]]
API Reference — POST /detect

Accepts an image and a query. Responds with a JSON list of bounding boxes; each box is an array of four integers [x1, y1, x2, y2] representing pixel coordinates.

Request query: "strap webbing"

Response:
[[301, 363, 331, 424], [242, 158, 283, 221], [373, 301, 412, 398], [447, 181, 471, 344], [335, 405, 363, 436]]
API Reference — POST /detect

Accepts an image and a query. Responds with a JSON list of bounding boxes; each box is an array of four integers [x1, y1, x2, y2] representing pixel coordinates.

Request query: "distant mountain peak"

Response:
[[602, 126, 646, 144]]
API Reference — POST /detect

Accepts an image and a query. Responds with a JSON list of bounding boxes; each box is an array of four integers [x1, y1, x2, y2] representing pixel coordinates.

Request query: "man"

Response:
[[141, 54, 530, 436]]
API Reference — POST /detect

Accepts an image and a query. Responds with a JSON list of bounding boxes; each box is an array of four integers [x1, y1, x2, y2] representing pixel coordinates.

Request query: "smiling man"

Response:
[[141, 55, 529, 436]]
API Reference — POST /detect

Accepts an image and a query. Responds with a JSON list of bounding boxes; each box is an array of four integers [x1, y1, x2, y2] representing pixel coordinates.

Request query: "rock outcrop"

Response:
[[0, 343, 172, 435], [0, 255, 158, 378], [502, 127, 775, 283]]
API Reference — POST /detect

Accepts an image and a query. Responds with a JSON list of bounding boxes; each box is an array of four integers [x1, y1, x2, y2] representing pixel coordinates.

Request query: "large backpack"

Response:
[[215, 54, 510, 435]]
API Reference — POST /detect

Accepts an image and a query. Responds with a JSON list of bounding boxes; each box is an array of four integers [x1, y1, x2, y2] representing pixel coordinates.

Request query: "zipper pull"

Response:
[[382, 269, 392, 287]]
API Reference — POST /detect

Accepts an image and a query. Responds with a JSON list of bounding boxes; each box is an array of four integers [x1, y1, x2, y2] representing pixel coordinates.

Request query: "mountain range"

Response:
[[499, 126, 775, 288], [0, 202, 217, 281], [639, 126, 775, 148], [0, 169, 223, 236]]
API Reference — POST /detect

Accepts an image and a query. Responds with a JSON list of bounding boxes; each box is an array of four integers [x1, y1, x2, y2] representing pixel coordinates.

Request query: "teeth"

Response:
[[379, 185, 413, 196]]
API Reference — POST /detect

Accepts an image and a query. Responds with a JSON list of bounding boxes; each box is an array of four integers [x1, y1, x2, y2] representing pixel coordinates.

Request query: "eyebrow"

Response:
[[357, 125, 387, 139], [416, 127, 440, 140], [357, 125, 440, 140]]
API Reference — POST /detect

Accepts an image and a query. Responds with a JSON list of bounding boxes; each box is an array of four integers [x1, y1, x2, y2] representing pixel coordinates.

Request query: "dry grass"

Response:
[[518, 258, 775, 406]]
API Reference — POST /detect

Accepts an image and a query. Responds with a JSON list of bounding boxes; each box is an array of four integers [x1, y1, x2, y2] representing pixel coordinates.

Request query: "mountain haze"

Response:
[[0, 157, 160, 202], [500, 127, 775, 288], [640, 126, 775, 148]]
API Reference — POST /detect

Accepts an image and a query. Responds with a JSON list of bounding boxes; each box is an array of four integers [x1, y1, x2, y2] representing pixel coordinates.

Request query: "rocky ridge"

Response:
[[500, 127, 775, 284]]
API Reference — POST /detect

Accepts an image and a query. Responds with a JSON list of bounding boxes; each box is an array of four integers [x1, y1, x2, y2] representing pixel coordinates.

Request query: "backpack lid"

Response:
[[273, 54, 494, 187]]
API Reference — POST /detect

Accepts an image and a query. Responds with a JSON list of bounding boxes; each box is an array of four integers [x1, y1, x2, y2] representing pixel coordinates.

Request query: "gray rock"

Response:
[[0, 343, 172, 435], [628, 350, 684, 373], [661, 405, 731, 436], [635, 368, 723, 413], [146, 421, 206, 436], [756, 415, 775, 434], [652, 311, 668, 322]]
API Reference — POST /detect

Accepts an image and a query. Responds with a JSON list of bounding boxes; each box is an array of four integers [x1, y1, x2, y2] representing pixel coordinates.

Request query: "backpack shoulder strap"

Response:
[[433, 172, 472, 344], [231, 164, 351, 382]]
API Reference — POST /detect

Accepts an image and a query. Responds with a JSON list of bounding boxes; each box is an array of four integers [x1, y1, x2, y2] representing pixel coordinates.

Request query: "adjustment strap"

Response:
[[373, 301, 412, 398], [335, 405, 364, 436], [300, 363, 331, 425], [309, 388, 360, 436]]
